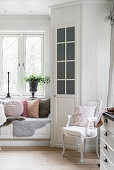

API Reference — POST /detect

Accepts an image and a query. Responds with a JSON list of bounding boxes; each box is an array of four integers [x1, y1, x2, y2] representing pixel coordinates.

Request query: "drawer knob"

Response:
[[104, 131, 108, 136], [104, 119, 108, 123], [104, 144, 108, 149], [104, 157, 107, 163]]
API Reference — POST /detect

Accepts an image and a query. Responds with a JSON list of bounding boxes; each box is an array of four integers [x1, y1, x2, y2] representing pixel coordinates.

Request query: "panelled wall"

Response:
[[50, 2, 110, 151]]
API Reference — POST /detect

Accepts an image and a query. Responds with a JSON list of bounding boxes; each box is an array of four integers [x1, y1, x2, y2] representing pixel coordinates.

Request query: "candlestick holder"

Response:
[[6, 72, 11, 98]]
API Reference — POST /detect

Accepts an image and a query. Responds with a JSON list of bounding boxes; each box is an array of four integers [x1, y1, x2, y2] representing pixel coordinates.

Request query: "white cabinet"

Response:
[[0, 124, 13, 139], [100, 115, 114, 170], [53, 25, 80, 148]]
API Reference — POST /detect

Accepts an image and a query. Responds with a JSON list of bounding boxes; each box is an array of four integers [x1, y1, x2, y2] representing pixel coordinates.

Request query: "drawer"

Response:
[[101, 138, 114, 162], [100, 161, 107, 170], [100, 150, 113, 170], [0, 124, 13, 139], [100, 126, 114, 148], [102, 116, 114, 135]]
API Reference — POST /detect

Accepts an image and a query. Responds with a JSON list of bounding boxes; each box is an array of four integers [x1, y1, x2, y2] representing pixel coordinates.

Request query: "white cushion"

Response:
[[4, 100, 23, 117], [62, 126, 97, 137], [0, 104, 6, 126]]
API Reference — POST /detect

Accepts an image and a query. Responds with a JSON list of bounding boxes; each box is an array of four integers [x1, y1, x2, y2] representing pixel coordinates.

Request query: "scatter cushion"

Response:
[[71, 106, 96, 127], [4, 100, 23, 117], [0, 104, 6, 126], [39, 98, 50, 118], [27, 99, 39, 118], [21, 100, 27, 117]]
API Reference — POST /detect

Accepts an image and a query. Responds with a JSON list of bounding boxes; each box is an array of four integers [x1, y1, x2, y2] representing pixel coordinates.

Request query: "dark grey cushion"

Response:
[[39, 98, 50, 118]]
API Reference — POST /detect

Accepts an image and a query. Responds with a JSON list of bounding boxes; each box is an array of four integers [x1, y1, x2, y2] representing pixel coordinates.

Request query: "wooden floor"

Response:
[[0, 147, 100, 170]]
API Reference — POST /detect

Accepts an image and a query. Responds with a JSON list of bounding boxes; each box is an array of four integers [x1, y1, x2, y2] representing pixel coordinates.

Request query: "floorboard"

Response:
[[0, 146, 100, 170]]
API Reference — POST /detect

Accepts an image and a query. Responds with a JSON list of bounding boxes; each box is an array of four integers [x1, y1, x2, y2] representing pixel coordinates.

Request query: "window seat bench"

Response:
[[0, 117, 51, 147]]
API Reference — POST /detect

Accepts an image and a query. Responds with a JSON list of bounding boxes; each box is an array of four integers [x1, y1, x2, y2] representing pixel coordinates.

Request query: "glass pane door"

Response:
[[57, 27, 76, 95]]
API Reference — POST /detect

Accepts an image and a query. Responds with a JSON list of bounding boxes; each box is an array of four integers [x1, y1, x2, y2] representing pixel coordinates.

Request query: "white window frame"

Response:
[[0, 32, 45, 97]]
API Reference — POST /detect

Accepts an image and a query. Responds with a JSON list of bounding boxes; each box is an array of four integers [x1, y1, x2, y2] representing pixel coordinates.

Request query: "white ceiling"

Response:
[[0, 0, 75, 15]]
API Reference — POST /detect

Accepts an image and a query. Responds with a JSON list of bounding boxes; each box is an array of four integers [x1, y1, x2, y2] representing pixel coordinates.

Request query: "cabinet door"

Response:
[[0, 124, 13, 139], [54, 25, 79, 147]]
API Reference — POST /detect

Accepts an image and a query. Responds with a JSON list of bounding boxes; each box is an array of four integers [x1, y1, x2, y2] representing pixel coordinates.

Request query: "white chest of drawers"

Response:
[[100, 113, 114, 170]]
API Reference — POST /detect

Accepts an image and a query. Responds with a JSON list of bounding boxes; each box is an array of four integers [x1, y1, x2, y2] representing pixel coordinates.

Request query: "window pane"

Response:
[[2, 36, 18, 94], [66, 62, 75, 79], [66, 27, 75, 42], [57, 44, 65, 61], [66, 43, 75, 60], [66, 80, 75, 94], [57, 62, 65, 79], [25, 35, 43, 94], [57, 80, 65, 94], [57, 28, 65, 43], [25, 36, 42, 76]]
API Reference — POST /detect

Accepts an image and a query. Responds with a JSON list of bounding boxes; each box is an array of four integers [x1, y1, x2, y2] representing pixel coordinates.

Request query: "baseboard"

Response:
[[50, 140, 55, 147], [0, 139, 50, 146], [55, 143, 98, 153], [77, 144, 99, 152], [55, 143, 78, 150]]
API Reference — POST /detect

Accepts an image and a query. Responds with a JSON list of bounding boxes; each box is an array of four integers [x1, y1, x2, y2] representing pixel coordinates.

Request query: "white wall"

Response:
[[0, 15, 50, 98], [81, 3, 110, 107], [50, 1, 110, 151], [0, 15, 50, 31]]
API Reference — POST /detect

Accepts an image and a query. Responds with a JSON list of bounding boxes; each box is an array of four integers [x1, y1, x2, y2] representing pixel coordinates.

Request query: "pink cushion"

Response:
[[27, 99, 39, 118], [72, 106, 96, 127], [4, 100, 23, 117], [21, 100, 27, 117]]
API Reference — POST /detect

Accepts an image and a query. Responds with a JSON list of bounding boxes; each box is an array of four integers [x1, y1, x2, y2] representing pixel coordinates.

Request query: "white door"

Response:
[[53, 25, 80, 148]]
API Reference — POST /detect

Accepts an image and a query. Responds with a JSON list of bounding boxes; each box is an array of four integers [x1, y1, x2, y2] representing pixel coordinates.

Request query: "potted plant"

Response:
[[24, 74, 50, 98]]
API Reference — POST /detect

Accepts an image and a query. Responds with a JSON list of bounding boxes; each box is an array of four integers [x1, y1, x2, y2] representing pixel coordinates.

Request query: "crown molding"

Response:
[[49, 0, 113, 9]]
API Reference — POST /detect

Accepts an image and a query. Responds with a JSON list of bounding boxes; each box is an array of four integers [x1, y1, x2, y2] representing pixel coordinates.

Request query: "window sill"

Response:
[[0, 95, 46, 100]]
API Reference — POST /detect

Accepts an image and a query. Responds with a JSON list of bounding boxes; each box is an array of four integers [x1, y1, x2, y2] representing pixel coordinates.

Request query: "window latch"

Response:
[[23, 63, 25, 70]]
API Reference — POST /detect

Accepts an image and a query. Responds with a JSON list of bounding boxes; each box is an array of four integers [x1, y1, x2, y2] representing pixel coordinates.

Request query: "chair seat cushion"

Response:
[[62, 126, 97, 137]]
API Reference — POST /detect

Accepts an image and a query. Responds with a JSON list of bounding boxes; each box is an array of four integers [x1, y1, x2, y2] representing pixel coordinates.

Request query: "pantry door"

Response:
[[54, 25, 80, 147]]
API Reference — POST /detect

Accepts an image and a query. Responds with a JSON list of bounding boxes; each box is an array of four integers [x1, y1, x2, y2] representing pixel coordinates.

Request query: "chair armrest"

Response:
[[88, 117, 97, 122], [66, 115, 73, 127], [86, 117, 97, 131]]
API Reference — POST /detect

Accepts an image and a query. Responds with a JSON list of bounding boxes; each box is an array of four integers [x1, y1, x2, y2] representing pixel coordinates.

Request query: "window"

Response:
[[0, 33, 44, 96]]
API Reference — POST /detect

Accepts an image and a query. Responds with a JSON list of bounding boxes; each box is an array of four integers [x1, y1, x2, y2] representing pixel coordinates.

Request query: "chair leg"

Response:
[[62, 133, 65, 157], [80, 138, 84, 163], [96, 136, 99, 158], [84, 138, 86, 153]]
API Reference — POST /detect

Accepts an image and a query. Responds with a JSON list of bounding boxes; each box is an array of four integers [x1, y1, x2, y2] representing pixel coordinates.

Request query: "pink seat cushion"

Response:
[[4, 100, 23, 117], [21, 100, 27, 117], [72, 106, 96, 127]]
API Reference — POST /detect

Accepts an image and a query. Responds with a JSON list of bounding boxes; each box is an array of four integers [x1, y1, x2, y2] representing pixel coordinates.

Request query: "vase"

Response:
[[28, 80, 38, 98]]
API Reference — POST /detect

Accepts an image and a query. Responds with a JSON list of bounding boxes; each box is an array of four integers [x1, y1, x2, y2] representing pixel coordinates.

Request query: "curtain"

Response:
[[107, 5, 114, 106]]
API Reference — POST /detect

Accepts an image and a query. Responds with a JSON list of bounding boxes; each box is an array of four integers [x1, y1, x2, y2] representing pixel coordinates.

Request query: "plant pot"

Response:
[[28, 80, 38, 98]]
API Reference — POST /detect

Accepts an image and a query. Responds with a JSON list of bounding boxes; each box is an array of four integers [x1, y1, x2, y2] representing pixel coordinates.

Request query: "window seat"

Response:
[[0, 117, 51, 146]]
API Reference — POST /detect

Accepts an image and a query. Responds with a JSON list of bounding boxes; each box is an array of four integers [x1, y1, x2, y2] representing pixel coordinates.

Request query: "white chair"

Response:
[[61, 99, 102, 163]]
